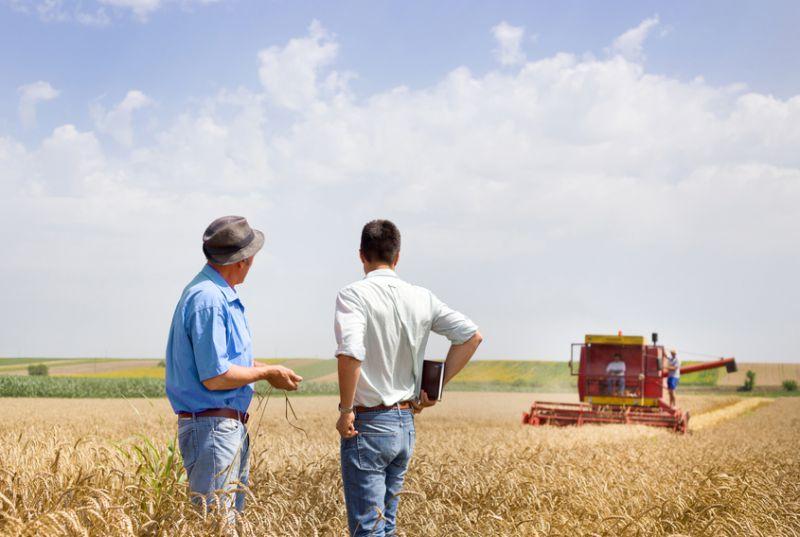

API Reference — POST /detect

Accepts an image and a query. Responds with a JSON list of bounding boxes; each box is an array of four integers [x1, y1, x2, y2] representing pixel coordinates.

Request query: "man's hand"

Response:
[[410, 390, 437, 414], [336, 411, 358, 438], [262, 365, 303, 391]]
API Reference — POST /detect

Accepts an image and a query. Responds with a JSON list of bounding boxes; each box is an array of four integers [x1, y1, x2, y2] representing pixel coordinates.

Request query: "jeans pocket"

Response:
[[213, 418, 241, 436], [354, 418, 398, 471], [178, 424, 198, 470], [356, 433, 397, 471]]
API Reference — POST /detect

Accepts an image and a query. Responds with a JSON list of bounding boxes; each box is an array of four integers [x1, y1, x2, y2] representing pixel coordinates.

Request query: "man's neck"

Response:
[[363, 263, 395, 275], [208, 263, 238, 288]]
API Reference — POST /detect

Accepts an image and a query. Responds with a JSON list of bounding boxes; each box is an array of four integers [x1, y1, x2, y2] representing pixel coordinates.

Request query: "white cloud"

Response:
[[92, 90, 153, 146], [37, 124, 111, 195], [1, 21, 799, 362], [258, 20, 341, 111], [17, 81, 60, 129], [609, 15, 660, 62], [492, 21, 526, 66]]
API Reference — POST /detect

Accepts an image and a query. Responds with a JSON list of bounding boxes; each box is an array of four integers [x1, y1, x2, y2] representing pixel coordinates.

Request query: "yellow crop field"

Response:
[[76, 366, 167, 379], [718, 362, 800, 387], [0, 392, 798, 536]]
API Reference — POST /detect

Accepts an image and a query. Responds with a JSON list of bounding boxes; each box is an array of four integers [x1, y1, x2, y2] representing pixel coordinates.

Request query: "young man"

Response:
[[605, 353, 626, 396], [165, 216, 303, 518], [666, 349, 681, 407], [334, 219, 483, 537]]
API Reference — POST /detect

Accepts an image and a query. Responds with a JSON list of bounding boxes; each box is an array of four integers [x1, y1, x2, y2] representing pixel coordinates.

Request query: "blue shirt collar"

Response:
[[201, 264, 240, 303], [365, 268, 398, 279]]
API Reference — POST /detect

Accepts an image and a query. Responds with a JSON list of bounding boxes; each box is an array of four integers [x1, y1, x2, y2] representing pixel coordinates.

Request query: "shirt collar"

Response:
[[201, 264, 240, 303], [365, 268, 398, 279]]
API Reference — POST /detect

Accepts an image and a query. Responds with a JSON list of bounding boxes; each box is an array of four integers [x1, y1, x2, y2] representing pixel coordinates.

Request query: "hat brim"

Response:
[[207, 229, 265, 265]]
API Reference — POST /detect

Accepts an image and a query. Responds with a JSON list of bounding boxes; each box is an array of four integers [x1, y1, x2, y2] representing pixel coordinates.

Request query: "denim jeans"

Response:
[[606, 376, 625, 395], [177, 416, 250, 516], [340, 408, 415, 537]]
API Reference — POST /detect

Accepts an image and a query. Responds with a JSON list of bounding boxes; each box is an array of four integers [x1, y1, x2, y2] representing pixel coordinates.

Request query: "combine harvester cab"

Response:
[[522, 333, 737, 433]]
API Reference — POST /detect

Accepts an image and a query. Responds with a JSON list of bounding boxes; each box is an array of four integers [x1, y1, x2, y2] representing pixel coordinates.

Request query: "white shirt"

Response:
[[334, 268, 478, 406], [667, 355, 681, 378], [606, 360, 626, 376]]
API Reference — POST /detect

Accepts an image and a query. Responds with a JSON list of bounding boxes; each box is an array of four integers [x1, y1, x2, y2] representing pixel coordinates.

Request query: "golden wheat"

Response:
[[0, 392, 798, 536]]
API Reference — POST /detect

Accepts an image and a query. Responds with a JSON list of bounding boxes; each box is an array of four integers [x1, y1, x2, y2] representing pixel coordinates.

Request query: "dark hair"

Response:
[[360, 219, 401, 264]]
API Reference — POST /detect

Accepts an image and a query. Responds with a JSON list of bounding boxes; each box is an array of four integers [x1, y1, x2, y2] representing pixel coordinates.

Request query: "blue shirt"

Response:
[[165, 264, 254, 414]]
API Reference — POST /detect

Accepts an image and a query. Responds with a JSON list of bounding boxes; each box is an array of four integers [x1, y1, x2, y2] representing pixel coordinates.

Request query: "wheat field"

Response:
[[0, 392, 798, 536]]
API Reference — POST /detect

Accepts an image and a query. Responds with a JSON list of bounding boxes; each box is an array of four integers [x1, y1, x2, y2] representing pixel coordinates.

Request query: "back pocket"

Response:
[[355, 419, 398, 471]]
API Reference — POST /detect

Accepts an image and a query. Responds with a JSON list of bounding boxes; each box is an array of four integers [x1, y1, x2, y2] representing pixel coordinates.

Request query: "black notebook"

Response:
[[420, 360, 445, 401]]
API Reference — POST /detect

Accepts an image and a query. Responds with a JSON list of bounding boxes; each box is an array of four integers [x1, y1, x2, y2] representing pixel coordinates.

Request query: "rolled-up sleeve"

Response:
[[189, 306, 232, 381], [334, 288, 367, 361], [430, 293, 478, 345]]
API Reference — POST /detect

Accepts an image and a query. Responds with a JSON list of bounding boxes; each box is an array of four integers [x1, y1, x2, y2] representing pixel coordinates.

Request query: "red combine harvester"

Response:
[[522, 333, 737, 433]]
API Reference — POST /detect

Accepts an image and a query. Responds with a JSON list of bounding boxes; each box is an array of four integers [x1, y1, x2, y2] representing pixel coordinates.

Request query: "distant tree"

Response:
[[737, 370, 756, 392], [28, 364, 49, 376], [157, 360, 166, 368], [782, 379, 798, 392]]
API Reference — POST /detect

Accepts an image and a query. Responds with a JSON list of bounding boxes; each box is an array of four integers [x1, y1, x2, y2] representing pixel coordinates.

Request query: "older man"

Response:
[[335, 219, 483, 537], [166, 216, 302, 516]]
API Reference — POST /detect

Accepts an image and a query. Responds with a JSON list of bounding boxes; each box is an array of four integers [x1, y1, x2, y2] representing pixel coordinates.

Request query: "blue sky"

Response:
[[1, 1, 799, 362], [3, 0, 799, 141]]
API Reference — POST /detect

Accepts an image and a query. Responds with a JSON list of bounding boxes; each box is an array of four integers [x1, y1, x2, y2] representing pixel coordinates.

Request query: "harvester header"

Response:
[[522, 332, 737, 433]]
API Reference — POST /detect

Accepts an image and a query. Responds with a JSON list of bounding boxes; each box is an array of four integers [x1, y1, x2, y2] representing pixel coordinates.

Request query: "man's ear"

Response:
[[392, 251, 400, 267], [359, 250, 367, 264]]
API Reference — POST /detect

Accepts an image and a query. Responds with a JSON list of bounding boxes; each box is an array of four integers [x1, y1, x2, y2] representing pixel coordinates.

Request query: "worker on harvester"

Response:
[[605, 353, 626, 396], [665, 349, 681, 407]]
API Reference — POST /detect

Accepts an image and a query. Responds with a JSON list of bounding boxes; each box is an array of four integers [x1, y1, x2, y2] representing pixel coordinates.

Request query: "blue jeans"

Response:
[[606, 376, 625, 395], [177, 416, 250, 515], [341, 409, 415, 537]]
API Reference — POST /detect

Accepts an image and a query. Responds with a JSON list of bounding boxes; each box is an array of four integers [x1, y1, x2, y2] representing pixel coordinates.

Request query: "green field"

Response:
[[0, 376, 166, 398], [449, 360, 574, 389], [0, 357, 796, 398], [81, 366, 167, 379]]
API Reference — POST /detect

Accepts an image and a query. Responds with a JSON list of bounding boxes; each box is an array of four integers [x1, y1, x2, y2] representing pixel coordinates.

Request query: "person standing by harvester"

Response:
[[165, 216, 303, 521], [334, 219, 483, 537], [666, 349, 681, 407]]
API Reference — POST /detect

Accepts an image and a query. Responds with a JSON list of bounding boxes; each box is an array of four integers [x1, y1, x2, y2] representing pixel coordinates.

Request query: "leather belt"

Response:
[[354, 401, 413, 413], [178, 408, 249, 424]]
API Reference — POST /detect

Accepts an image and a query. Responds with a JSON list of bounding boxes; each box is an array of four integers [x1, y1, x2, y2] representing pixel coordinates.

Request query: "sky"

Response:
[[1, 0, 798, 363]]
